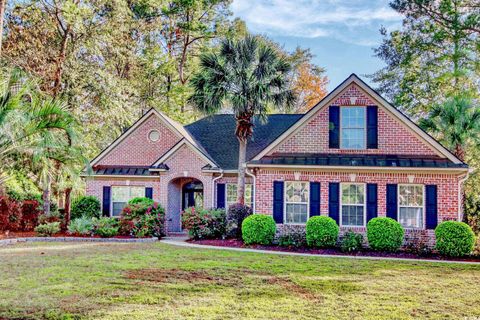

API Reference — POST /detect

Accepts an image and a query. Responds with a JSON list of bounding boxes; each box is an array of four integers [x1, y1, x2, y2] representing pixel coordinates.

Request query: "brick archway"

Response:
[[166, 177, 203, 233]]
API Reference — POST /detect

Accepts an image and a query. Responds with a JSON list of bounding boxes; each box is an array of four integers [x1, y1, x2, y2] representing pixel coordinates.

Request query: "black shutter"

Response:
[[102, 186, 111, 217], [328, 182, 340, 224], [310, 182, 321, 217], [426, 185, 438, 229], [216, 183, 226, 209], [366, 183, 378, 223], [329, 106, 340, 149], [145, 187, 153, 199], [367, 105, 378, 149], [273, 181, 284, 223], [386, 184, 398, 220]]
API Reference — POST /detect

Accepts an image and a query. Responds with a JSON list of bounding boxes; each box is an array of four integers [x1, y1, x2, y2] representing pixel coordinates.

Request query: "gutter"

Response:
[[211, 170, 224, 208], [458, 168, 474, 221]]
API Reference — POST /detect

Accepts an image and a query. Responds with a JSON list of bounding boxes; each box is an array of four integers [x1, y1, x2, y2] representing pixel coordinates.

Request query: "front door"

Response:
[[182, 181, 204, 210]]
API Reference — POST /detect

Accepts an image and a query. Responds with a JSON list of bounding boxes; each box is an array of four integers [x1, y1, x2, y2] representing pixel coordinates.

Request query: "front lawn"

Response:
[[1, 242, 480, 319]]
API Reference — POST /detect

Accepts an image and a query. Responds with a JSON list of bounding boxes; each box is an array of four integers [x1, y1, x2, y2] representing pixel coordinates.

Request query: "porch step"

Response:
[[167, 232, 188, 237]]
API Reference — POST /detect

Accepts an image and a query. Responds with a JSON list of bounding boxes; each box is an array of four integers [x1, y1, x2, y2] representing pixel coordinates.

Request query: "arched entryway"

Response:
[[167, 177, 204, 232]]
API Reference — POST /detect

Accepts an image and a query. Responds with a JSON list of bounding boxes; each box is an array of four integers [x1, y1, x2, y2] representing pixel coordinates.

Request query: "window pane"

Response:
[[286, 204, 308, 223], [342, 205, 364, 226], [112, 202, 126, 216], [226, 184, 237, 205], [341, 129, 365, 149], [285, 182, 309, 203], [341, 107, 365, 149], [130, 187, 145, 198], [341, 184, 365, 205], [399, 185, 423, 206], [399, 207, 423, 228], [112, 187, 129, 202]]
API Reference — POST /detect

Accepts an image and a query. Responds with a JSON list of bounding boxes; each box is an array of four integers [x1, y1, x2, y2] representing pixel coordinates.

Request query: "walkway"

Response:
[[160, 237, 480, 265]]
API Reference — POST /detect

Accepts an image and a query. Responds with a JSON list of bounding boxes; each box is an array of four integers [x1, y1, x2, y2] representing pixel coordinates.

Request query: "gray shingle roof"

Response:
[[185, 114, 303, 170]]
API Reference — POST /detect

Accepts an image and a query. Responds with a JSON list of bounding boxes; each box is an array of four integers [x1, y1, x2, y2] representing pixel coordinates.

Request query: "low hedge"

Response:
[[305, 216, 339, 248], [435, 221, 475, 257], [242, 214, 276, 245], [71, 196, 101, 220], [367, 217, 404, 252]]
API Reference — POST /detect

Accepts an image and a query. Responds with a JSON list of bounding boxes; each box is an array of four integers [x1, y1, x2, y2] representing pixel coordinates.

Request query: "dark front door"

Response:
[[182, 181, 204, 210]]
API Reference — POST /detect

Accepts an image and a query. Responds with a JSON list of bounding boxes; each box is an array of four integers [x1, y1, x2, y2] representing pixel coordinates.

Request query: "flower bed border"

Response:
[[0, 236, 158, 246]]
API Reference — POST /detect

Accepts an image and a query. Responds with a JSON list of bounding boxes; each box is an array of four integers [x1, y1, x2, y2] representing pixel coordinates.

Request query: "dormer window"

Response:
[[340, 106, 366, 149]]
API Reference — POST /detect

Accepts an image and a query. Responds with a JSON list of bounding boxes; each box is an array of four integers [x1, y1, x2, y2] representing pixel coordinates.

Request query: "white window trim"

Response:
[[110, 186, 146, 218], [225, 183, 253, 208], [339, 182, 367, 227], [339, 106, 367, 150], [284, 181, 310, 225], [397, 184, 425, 230], [148, 129, 160, 142]]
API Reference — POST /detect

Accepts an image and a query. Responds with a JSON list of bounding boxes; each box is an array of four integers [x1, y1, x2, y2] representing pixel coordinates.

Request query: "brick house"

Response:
[[85, 74, 469, 244]]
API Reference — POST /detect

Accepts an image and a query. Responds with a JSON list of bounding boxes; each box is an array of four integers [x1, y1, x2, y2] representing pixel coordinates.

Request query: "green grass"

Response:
[[1, 242, 480, 319]]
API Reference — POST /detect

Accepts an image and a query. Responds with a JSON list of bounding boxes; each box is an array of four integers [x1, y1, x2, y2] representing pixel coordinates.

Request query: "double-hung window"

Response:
[[341, 107, 366, 149], [398, 185, 424, 228], [341, 183, 365, 226], [226, 184, 253, 208], [285, 182, 309, 224], [111, 186, 145, 217]]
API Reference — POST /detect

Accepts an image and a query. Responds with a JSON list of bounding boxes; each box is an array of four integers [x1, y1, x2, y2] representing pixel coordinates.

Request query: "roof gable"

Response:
[[252, 74, 463, 164], [151, 138, 218, 169]]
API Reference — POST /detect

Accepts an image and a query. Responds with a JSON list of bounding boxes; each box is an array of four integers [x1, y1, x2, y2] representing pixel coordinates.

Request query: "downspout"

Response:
[[211, 170, 224, 208], [458, 169, 473, 221], [246, 167, 256, 213]]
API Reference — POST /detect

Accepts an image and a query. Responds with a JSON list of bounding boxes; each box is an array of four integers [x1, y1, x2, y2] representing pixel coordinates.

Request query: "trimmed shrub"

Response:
[[181, 207, 226, 240], [277, 227, 306, 248], [305, 216, 339, 248], [93, 217, 119, 238], [67, 217, 94, 236], [34, 222, 61, 237], [340, 231, 363, 253], [20, 200, 41, 231], [242, 214, 276, 245], [367, 217, 404, 252], [435, 221, 475, 257], [0, 197, 22, 231], [226, 203, 253, 239], [71, 196, 101, 220], [128, 197, 154, 206]]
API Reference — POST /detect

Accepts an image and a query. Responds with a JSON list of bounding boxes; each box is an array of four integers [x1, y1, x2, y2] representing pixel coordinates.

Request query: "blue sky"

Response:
[[231, 0, 403, 90]]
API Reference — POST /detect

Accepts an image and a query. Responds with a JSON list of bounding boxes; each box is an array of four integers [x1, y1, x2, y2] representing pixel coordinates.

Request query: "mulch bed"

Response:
[[189, 238, 480, 263]]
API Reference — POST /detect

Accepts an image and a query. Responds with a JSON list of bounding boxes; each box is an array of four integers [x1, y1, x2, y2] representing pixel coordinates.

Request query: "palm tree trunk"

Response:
[[64, 187, 72, 226], [0, 0, 6, 57], [236, 138, 247, 205], [42, 176, 51, 215]]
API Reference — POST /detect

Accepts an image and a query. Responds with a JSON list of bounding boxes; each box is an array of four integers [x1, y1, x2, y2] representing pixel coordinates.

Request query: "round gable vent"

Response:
[[148, 130, 160, 142]]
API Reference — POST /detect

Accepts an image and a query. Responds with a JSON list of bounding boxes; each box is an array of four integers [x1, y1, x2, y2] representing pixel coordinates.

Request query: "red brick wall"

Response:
[[269, 84, 438, 157], [96, 114, 181, 166]]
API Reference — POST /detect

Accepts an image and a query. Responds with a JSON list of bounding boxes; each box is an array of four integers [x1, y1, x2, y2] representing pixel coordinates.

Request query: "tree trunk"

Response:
[[236, 137, 247, 205], [52, 26, 71, 96], [0, 0, 6, 57], [64, 187, 72, 226], [454, 144, 465, 162], [42, 176, 51, 216]]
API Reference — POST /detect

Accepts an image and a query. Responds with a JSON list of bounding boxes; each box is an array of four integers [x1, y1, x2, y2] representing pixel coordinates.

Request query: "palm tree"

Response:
[[189, 35, 295, 204], [419, 96, 480, 162]]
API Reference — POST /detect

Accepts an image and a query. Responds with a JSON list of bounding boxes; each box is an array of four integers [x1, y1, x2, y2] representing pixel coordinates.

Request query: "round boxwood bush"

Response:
[[242, 214, 276, 245], [128, 197, 154, 206], [435, 221, 475, 257], [367, 217, 404, 252], [71, 196, 101, 220], [305, 216, 339, 247]]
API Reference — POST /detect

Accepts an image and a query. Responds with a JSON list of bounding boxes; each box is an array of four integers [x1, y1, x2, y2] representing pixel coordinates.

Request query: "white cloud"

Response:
[[231, 0, 402, 45]]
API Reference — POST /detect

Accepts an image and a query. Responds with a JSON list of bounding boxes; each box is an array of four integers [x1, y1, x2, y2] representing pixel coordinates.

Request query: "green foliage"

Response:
[[367, 217, 404, 252], [34, 222, 61, 237], [241, 215, 276, 245], [92, 217, 119, 238], [128, 197, 154, 206], [71, 196, 101, 220], [305, 216, 339, 248], [67, 217, 94, 236], [181, 207, 226, 240], [119, 202, 165, 238], [340, 231, 364, 253], [277, 227, 306, 248], [435, 221, 475, 257], [226, 203, 253, 239]]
